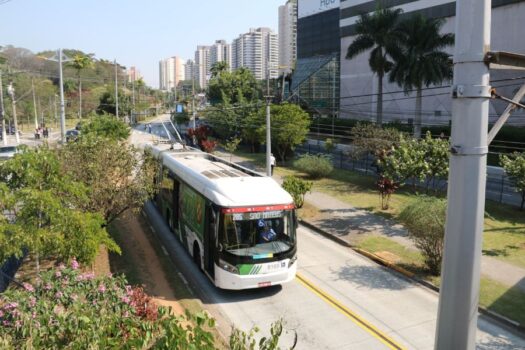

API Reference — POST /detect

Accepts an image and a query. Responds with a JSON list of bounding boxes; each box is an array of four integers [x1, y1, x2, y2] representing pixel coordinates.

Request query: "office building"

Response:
[[195, 45, 211, 90], [339, 0, 525, 125], [159, 56, 185, 91]]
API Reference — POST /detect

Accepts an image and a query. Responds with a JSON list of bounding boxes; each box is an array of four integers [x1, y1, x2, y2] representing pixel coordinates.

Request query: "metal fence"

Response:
[[295, 142, 523, 208]]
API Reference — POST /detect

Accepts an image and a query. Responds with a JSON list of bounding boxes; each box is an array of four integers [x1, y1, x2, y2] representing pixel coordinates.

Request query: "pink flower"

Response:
[[3, 320, 10, 326], [123, 311, 129, 318], [15, 320, 21, 328], [44, 283, 52, 290], [32, 311, 37, 319], [0, 310, 4, 318], [29, 297, 36, 307], [81, 272, 95, 280], [54, 291, 63, 299], [98, 284, 106, 293], [5, 302, 18, 309], [23, 282, 35, 292], [121, 296, 130, 304], [70, 258, 79, 270], [55, 271, 62, 278], [58, 263, 66, 270]]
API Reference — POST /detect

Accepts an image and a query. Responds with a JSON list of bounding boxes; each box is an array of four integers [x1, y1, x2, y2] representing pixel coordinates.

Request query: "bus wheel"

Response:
[[193, 243, 202, 271]]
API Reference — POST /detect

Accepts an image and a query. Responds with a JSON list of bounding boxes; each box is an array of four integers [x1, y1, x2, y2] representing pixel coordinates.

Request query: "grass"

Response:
[[480, 277, 525, 325], [276, 164, 525, 269]]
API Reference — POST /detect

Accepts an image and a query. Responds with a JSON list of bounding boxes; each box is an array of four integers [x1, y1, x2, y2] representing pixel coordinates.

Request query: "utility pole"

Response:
[[132, 77, 135, 124], [54, 94, 58, 129], [7, 82, 20, 144], [435, 1, 491, 349], [0, 70, 7, 146], [265, 61, 272, 177], [32, 78, 39, 130], [192, 77, 196, 130], [58, 49, 67, 144], [114, 59, 119, 119]]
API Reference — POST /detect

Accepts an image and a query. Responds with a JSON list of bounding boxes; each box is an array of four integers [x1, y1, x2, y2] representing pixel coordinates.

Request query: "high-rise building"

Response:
[[195, 46, 211, 90], [210, 40, 232, 71], [278, 0, 297, 74], [232, 27, 279, 80], [127, 66, 142, 83], [159, 56, 185, 91], [184, 59, 196, 83]]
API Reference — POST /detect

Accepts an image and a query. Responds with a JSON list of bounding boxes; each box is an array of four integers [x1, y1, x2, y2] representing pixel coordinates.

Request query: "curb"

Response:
[[298, 218, 525, 335]]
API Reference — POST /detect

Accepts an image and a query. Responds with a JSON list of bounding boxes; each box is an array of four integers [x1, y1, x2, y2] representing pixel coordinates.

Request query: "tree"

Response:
[[80, 113, 130, 140], [207, 67, 261, 105], [241, 109, 266, 153], [59, 136, 156, 225], [346, 7, 403, 126], [269, 103, 310, 161], [69, 54, 94, 119], [0, 146, 119, 268], [210, 61, 229, 78], [282, 176, 312, 209], [378, 132, 449, 192], [399, 196, 447, 275], [224, 137, 241, 162], [97, 86, 131, 117], [350, 122, 403, 159], [388, 14, 454, 138], [500, 152, 525, 210]]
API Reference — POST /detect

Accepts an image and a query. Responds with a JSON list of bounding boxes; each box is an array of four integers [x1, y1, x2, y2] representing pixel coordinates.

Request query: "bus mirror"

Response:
[[218, 243, 223, 252]]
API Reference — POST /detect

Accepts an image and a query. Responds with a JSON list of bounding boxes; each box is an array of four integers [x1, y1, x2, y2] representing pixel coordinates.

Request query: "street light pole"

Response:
[[435, 0, 491, 348], [265, 62, 272, 177], [0, 70, 7, 146], [58, 49, 66, 144], [7, 82, 20, 144], [32, 78, 39, 130], [115, 59, 119, 119]]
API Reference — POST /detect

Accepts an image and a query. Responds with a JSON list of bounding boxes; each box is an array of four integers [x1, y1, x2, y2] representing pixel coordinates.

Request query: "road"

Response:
[[143, 200, 525, 350]]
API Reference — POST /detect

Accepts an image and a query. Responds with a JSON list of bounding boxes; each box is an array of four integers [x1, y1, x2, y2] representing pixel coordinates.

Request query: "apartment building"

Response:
[[232, 27, 279, 80], [195, 45, 211, 90], [159, 56, 185, 91], [210, 40, 232, 71]]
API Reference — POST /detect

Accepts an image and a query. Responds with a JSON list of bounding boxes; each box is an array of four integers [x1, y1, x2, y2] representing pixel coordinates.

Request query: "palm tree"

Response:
[[210, 61, 229, 78], [70, 54, 94, 119], [389, 14, 454, 138], [346, 7, 403, 126]]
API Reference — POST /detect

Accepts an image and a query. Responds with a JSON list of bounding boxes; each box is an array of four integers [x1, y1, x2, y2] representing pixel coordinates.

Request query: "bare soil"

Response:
[[110, 211, 185, 315]]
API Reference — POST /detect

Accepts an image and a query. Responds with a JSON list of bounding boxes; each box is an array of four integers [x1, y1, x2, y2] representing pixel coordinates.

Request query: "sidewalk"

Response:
[[216, 150, 525, 294]]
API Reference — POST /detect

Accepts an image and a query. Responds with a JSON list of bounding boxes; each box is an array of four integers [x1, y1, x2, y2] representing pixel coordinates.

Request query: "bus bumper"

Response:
[[214, 262, 297, 290]]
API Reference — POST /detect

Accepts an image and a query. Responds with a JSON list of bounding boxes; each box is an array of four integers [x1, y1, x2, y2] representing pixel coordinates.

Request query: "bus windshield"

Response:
[[219, 209, 295, 257]]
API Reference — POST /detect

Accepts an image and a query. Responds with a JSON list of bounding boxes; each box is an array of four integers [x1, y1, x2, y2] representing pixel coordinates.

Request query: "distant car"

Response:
[[0, 146, 19, 160], [66, 129, 80, 142]]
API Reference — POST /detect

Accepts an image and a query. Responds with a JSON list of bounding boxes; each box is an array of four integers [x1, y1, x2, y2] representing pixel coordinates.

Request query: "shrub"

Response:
[[293, 154, 333, 179], [398, 197, 447, 275], [81, 113, 130, 140], [324, 138, 335, 153], [376, 176, 399, 210], [282, 176, 312, 208]]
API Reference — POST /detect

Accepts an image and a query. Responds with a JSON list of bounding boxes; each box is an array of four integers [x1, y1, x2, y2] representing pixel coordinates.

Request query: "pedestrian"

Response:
[[44, 127, 49, 139], [270, 153, 276, 176]]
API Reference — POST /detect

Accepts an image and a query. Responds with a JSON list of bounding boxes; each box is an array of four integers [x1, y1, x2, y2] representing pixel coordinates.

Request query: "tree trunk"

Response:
[[377, 73, 383, 126], [414, 87, 422, 138]]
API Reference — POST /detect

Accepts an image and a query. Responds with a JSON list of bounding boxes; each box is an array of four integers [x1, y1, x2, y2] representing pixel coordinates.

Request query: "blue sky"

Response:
[[0, 0, 285, 87]]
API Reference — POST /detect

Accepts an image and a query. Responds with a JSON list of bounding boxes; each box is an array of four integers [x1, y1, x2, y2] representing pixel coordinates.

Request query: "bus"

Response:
[[148, 142, 297, 290]]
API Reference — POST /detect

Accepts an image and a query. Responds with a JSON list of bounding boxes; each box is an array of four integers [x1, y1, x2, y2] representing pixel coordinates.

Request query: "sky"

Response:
[[0, 0, 285, 87]]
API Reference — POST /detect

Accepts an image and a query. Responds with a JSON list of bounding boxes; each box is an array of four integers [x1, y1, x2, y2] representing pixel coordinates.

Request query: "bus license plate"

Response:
[[258, 282, 272, 288]]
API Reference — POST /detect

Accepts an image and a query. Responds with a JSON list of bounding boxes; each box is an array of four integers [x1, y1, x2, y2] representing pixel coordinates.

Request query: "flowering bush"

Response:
[[0, 261, 291, 349], [0, 261, 216, 349]]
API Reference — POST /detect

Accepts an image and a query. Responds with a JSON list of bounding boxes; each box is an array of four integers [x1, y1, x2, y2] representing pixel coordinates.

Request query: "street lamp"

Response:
[[0, 70, 7, 146], [6, 81, 20, 144]]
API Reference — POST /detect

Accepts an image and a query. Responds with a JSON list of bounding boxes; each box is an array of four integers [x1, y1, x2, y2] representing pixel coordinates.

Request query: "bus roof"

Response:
[[149, 143, 294, 208]]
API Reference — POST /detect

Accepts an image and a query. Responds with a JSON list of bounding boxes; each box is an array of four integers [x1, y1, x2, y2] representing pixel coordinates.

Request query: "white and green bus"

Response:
[[148, 143, 297, 290]]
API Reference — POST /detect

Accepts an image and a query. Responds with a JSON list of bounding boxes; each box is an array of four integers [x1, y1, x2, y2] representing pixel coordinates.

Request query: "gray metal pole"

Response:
[[0, 70, 7, 146], [32, 78, 38, 130], [7, 82, 20, 144], [59, 49, 66, 144], [115, 59, 119, 118], [435, 1, 491, 349], [266, 63, 272, 177]]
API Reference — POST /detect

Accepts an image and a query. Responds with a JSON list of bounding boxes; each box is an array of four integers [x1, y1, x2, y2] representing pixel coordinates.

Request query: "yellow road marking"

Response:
[[296, 273, 406, 350]]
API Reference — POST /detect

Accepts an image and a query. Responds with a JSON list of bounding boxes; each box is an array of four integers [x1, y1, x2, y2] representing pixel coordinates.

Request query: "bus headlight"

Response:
[[219, 259, 239, 274]]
